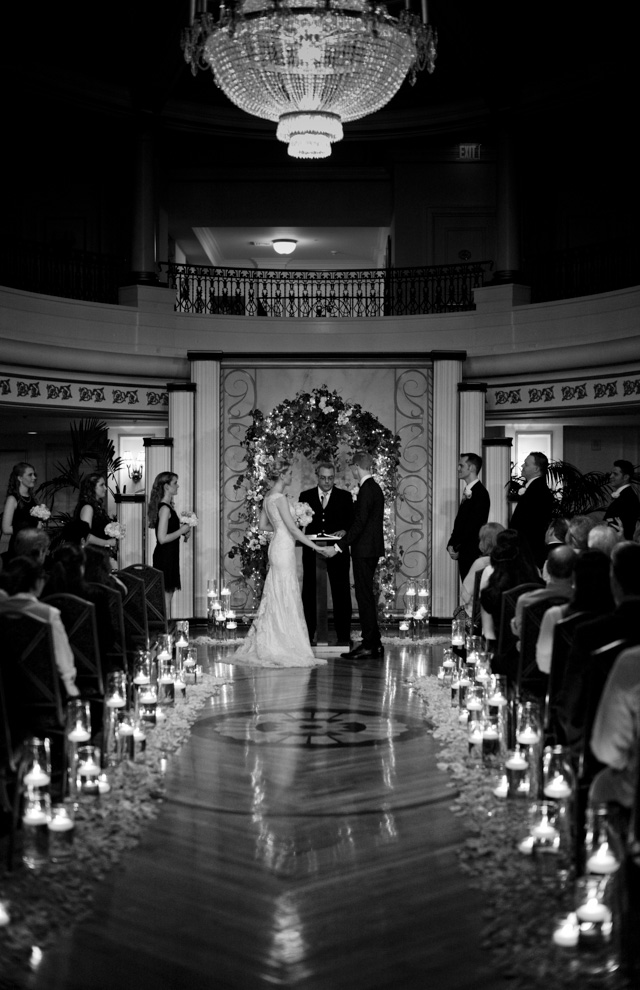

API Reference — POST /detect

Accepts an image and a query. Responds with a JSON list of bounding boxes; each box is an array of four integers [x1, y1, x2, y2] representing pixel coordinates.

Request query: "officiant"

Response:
[[300, 461, 354, 645]]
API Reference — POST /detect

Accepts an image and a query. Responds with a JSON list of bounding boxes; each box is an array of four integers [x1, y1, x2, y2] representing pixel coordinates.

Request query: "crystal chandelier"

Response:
[[182, 0, 437, 159]]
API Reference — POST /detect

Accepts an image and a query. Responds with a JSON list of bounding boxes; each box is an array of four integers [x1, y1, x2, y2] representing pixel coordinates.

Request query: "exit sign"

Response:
[[459, 144, 481, 159]]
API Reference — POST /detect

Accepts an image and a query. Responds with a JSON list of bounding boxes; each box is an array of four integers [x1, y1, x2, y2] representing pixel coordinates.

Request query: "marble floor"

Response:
[[29, 637, 504, 990]]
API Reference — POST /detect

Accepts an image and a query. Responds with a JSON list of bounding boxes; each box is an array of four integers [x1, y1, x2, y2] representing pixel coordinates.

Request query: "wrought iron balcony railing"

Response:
[[162, 261, 494, 317]]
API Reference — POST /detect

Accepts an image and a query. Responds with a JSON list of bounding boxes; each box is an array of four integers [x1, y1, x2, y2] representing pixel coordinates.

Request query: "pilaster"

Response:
[[168, 383, 196, 619], [482, 437, 513, 529]]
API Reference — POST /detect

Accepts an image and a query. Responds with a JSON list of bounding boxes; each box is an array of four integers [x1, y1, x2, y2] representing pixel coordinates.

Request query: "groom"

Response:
[[326, 451, 385, 660]]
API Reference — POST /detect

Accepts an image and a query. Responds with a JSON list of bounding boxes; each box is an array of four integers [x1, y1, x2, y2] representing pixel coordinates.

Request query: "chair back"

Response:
[[495, 582, 544, 677], [120, 564, 167, 634], [117, 570, 150, 651], [43, 593, 103, 697], [87, 582, 127, 672], [517, 596, 569, 701], [544, 610, 588, 743], [471, 568, 485, 635], [0, 610, 64, 737], [580, 638, 629, 783]]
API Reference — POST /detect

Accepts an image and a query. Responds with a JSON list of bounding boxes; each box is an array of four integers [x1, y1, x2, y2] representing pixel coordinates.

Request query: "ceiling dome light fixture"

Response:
[[182, 0, 437, 160], [272, 239, 298, 255]]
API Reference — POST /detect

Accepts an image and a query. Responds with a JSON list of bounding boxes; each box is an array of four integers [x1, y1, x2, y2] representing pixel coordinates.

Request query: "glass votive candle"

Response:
[[457, 668, 471, 709], [505, 747, 530, 799], [76, 745, 101, 798], [174, 669, 186, 700], [157, 660, 175, 706], [481, 715, 503, 767], [105, 670, 127, 710], [465, 685, 484, 717], [22, 794, 51, 869], [584, 805, 620, 875], [132, 721, 147, 762], [486, 675, 509, 715], [574, 875, 618, 974], [156, 633, 173, 661], [530, 802, 560, 861], [23, 738, 51, 792], [66, 699, 91, 744], [47, 802, 75, 862], [552, 912, 579, 949], [542, 745, 575, 803], [450, 668, 461, 708], [451, 616, 465, 647], [467, 718, 483, 761], [436, 665, 445, 685], [116, 714, 135, 762], [174, 620, 189, 649], [139, 686, 158, 723]]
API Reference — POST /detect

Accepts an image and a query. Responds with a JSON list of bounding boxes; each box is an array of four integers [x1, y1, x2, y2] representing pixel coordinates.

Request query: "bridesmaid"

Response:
[[147, 472, 191, 616], [2, 461, 39, 560], [74, 473, 117, 555]]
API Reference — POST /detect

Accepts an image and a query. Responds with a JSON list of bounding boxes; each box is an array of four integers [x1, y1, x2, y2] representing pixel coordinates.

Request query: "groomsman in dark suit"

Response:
[[326, 451, 385, 660], [603, 459, 639, 539], [510, 451, 556, 569], [299, 461, 354, 645], [446, 452, 490, 581]]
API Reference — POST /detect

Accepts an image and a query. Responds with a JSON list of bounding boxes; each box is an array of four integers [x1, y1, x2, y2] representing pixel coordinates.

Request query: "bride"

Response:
[[233, 457, 330, 666]]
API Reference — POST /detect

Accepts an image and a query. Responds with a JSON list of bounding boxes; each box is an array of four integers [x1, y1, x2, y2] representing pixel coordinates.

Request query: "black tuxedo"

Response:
[[447, 480, 490, 580], [300, 485, 354, 642], [338, 477, 385, 649], [510, 476, 555, 569], [603, 485, 640, 539]]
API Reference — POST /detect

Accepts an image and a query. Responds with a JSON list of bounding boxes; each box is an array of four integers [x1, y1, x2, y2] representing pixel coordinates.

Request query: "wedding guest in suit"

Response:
[[446, 452, 490, 581], [587, 522, 624, 557], [326, 452, 385, 660], [13, 527, 50, 565], [566, 514, 598, 552], [2, 462, 39, 562], [479, 529, 541, 649], [510, 544, 575, 640], [603, 459, 639, 539], [510, 451, 556, 569], [299, 461, 354, 645]]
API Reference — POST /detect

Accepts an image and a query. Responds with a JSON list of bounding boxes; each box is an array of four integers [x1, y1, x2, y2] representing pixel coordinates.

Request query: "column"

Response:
[[459, 382, 487, 459], [431, 350, 466, 620], [130, 114, 158, 285], [144, 437, 173, 566], [168, 383, 196, 620], [482, 437, 513, 529], [188, 351, 223, 618], [492, 125, 520, 284], [114, 494, 145, 569]]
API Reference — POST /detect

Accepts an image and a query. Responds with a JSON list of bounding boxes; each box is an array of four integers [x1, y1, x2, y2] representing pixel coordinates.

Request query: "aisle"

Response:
[[30, 643, 502, 990]]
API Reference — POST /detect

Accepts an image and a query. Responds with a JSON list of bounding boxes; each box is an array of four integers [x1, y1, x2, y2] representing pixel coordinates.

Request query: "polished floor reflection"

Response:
[[32, 640, 502, 990]]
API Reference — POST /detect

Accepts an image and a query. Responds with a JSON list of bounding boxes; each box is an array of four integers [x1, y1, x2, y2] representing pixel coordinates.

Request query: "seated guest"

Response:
[[588, 522, 624, 557], [511, 544, 576, 640], [565, 514, 598, 552], [0, 556, 79, 696], [558, 541, 640, 766], [536, 549, 614, 674], [84, 544, 127, 596], [13, 527, 51, 565], [479, 529, 541, 647], [545, 516, 569, 553], [43, 544, 116, 665], [461, 522, 505, 613], [603, 459, 640, 540], [589, 643, 640, 810]]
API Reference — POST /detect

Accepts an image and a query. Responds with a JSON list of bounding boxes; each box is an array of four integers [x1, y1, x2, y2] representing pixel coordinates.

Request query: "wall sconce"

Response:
[[123, 451, 144, 484]]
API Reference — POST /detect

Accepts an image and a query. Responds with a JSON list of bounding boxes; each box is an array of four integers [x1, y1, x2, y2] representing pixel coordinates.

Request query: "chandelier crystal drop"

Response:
[[182, 0, 437, 159]]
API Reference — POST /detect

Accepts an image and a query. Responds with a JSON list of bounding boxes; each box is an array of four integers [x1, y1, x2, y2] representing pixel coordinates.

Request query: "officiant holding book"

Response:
[[300, 461, 354, 645]]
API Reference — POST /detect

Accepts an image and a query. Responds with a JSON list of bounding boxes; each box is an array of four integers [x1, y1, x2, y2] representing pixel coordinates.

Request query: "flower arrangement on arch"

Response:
[[227, 384, 402, 612]]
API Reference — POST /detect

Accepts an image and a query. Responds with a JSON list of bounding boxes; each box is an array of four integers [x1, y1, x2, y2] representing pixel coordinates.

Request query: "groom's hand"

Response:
[[324, 546, 338, 557]]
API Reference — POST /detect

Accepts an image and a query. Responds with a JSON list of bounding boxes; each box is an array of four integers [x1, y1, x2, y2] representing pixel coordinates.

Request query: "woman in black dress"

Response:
[[147, 472, 191, 616], [74, 473, 117, 556], [2, 461, 39, 560]]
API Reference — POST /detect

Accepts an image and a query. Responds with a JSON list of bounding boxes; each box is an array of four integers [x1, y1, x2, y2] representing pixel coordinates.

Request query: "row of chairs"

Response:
[[0, 564, 169, 868]]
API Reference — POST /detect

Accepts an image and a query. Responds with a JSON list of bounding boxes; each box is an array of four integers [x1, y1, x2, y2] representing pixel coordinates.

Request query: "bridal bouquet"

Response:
[[180, 510, 198, 528], [289, 500, 314, 528], [105, 521, 126, 540], [30, 504, 51, 522]]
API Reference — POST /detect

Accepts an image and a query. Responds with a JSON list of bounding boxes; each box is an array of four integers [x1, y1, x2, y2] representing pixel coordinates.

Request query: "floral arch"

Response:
[[228, 385, 402, 614]]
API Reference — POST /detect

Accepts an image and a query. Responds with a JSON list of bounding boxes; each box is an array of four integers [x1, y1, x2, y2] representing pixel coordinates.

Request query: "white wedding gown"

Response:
[[233, 493, 327, 667]]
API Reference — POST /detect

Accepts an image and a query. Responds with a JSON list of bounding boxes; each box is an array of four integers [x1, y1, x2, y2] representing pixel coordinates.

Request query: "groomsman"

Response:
[[510, 451, 556, 569], [299, 462, 354, 645], [446, 452, 490, 581], [603, 459, 639, 539]]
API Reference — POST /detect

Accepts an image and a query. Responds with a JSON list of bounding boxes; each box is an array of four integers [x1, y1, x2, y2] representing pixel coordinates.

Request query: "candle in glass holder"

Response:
[[552, 914, 579, 948], [505, 749, 530, 798], [516, 726, 541, 746], [544, 776, 572, 800], [47, 803, 75, 862], [157, 662, 175, 706], [116, 719, 135, 762], [585, 843, 619, 875], [133, 723, 147, 761], [22, 796, 50, 869], [77, 748, 101, 797], [139, 687, 158, 723], [105, 671, 127, 709], [24, 763, 51, 790], [492, 774, 509, 799]]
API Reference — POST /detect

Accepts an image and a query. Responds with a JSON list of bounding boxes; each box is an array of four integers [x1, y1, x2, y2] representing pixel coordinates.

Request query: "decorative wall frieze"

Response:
[[487, 370, 640, 414], [0, 370, 168, 413]]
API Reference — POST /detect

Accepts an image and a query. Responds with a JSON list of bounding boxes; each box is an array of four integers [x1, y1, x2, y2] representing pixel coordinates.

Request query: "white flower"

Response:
[[30, 504, 51, 521], [518, 487, 527, 496], [105, 521, 126, 540], [180, 511, 198, 527]]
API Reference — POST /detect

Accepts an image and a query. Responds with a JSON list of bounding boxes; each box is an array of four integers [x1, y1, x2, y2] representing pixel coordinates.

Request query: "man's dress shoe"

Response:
[[340, 645, 384, 660], [340, 644, 367, 659]]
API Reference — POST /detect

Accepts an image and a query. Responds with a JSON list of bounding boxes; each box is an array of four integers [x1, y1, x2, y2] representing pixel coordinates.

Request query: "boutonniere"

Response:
[[463, 486, 473, 500], [518, 486, 527, 496]]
